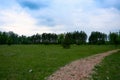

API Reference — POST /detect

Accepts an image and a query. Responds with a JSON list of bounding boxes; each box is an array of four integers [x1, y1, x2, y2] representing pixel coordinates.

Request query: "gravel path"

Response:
[[47, 49, 120, 80]]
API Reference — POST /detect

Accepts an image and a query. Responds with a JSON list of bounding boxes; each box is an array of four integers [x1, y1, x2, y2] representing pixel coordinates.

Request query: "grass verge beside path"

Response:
[[0, 45, 119, 80], [90, 51, 120, 80]]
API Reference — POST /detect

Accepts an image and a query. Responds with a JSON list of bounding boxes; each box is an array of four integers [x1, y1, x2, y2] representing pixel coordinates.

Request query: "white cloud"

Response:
[[87, 8, 120, 32], [0, 8, 68, 35], [0, 0, 120, 36], [0, 6, 54, 36]]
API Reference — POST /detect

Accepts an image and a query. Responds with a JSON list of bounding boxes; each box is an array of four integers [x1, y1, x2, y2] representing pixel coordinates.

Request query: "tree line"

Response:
[[0, 31, 120, 47]]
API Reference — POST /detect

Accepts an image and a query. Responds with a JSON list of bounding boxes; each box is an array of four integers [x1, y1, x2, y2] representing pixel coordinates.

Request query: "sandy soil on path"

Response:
[[47, 49, 120, 80]]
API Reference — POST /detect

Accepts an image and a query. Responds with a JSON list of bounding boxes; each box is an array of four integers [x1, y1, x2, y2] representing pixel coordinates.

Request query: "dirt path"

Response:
[[47, 49, 120, 80]]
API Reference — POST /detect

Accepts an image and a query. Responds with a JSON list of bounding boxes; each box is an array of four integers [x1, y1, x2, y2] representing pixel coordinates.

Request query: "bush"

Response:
[[62, 33, 71, 49], [62, 42, 70, 49]]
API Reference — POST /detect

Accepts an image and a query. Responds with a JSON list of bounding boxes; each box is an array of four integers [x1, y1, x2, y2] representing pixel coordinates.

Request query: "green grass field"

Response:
[[90, 50, 120, 80], [0, 45, 119, 80]]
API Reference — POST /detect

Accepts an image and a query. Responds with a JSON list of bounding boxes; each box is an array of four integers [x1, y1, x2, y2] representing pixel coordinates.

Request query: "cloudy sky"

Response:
[[0, 0, 120, 36]]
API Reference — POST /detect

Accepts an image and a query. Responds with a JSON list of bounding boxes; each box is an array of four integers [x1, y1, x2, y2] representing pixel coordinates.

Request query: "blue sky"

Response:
[[0, 0, 120, 36]]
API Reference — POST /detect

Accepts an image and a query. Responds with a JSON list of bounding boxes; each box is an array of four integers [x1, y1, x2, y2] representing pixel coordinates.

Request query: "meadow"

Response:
[[0, 45, 119, 80], [91, 50, 120, 80]]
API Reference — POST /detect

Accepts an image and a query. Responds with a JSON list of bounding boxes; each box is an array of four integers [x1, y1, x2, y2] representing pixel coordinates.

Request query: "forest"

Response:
[[0, 31, 120, 46]]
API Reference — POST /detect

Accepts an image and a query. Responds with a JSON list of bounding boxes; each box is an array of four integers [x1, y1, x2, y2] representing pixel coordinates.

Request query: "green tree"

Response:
[[73, 31, 80, 44], [72, 31, 87, 45], [31, 33, 41, 44], [7, 31, 18, 44], [79, 31, 87, 44], [89, 31, 107, 45], [42, 33, 48, 44], [19, 35, 29, 44], [7, 37, 13, 45], [62, 33, 71, 49], [109, 32, 119, 45], [58, 34, 65, 44], [0, 32, 8, 44]]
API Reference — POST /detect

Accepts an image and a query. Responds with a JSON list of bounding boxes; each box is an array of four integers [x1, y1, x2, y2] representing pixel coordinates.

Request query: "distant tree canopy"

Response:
[[0, 31, 120, 47], [109, 32, 120, 45], [89, 31, 107, 45], [73, 31, 87, 45], [42, 33, 58, 44], [62, 33, 71, 48]]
